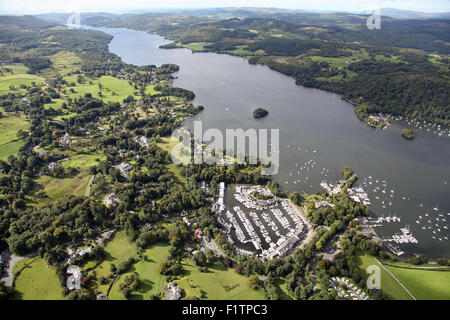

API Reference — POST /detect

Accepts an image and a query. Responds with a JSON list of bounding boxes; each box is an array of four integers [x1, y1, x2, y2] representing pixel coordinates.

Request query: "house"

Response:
[[104, 194, 118, 207], [315, 201, 335, 209], [114, 162, 132, 179], [165, 282, 182, 300], [66, 265, 82, 291], [96, 293, 107, 300], [194, 229, 203, 239], [47, 162, 61, 171], [59, 133, 72, 145]]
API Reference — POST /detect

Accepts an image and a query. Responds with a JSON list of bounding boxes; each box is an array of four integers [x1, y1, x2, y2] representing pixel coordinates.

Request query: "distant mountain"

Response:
[[373, 8, 450, 19]]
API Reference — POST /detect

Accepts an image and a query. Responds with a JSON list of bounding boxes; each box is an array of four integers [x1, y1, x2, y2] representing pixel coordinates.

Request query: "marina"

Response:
[[214, 184, 311, 260]]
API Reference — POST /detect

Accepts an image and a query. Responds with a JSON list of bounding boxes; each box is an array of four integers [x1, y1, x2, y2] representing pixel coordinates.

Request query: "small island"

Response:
[[401, 128, 415, 140], [253, 107, 269, 119]]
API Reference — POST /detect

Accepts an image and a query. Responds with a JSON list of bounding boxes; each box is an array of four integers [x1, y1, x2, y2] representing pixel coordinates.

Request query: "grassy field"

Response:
[[145, 84, 160, 96], [181, 42, 210, 52], [386, 266, 450, 300], [0, 64, 29, 75], [358, 254, 412, 300], [0, 111, 29, 145], [63, 75, 138, 103], [0, 74, 45, 94], [44, 98, 66, 110], [91, 231, 138, 294], [49, 51, 82, 76], [0, 140, 25, 161], [157, 136, 187, 185], [108, 243, 171, 300], [176, 259, 264, 300], [12, 258, 63, 300], [0, 110, 29, 160], [33, 153, 103, 202]]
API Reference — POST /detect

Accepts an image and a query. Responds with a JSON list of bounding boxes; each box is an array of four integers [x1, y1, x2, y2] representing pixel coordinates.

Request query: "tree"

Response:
[[248, 275, 261, 290], [192, 251, 207, 267], [252, 108, 269, 119], [122, 287, 131, 299]]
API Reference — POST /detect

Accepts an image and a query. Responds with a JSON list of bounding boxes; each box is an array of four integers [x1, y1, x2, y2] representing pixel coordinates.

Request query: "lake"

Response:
[[86, 26, 450, 258]]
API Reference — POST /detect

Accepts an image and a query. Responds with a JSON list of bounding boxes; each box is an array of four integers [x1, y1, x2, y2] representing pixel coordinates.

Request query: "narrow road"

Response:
[[85, 175, 95, 197], [382, 262, 450, 270], [1, 250, 37, 287]]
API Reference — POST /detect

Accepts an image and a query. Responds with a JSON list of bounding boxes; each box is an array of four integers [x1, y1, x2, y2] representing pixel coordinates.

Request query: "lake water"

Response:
[[86, 26, 450, 258]]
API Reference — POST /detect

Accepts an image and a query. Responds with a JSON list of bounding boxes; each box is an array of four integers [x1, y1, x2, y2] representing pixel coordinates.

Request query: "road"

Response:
[[85, 175, 95, 197], [287, 199, 316, 250], [0, 250, 37, 287]]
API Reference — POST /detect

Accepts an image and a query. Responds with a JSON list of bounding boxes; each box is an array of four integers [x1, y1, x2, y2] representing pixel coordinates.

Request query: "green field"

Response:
[[157, 137, 187, 185], [63, 75, 138, 103], [359, 254, 412, 300], [145, 84, 160, 96], [0, 140, 25, 161], [33, 153, 103, 202], [181, 42, 210, 52], [386, 266, 450, 300], [176, 259, 264, 300], [49, 51, 82, 76], [0, 74, 45, 94], [44, 98, 66, 110], [108, 243, 171, 300], [91, 231, 138, 294], [12, 258, 63, 300], [0, 112, 29, 145]]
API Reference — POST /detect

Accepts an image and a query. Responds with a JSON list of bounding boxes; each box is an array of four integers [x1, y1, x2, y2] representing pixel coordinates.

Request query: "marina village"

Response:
[[213, 183, 314, 260]]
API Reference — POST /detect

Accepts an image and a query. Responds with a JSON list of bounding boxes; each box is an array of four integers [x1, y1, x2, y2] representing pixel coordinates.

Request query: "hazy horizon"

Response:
[[1, 0, 449, 15]]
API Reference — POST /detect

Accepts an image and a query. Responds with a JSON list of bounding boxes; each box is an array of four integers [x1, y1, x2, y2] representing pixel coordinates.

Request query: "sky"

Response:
[[1, 0, 449, 14]]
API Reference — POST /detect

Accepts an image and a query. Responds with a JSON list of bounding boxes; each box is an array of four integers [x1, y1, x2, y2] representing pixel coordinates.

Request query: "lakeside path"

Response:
[[381, 262, 450, 271], [372, 256, 416, 300]]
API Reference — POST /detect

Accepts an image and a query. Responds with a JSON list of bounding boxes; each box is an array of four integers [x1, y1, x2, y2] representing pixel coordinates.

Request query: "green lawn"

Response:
[[0, 64, 29, 75], [63, 75, 139, 103], [44, 98, 66, 110], [157, 137, 187, 185], [181, 42, 210, 52], [0, 111, 29, 145], [0, 74, 45, 94], [108, 243, 171, 300], [176, 259, 264, 300], [49, 51, 82, 76], [33, 153, 103, 202], [386, 266, 450, 300], [358, 254, 412, 300], [91, 231, 138, 294], [145, 84, 160, 96], [0, 139, 25, 161], [12, 258, 63, 300]]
